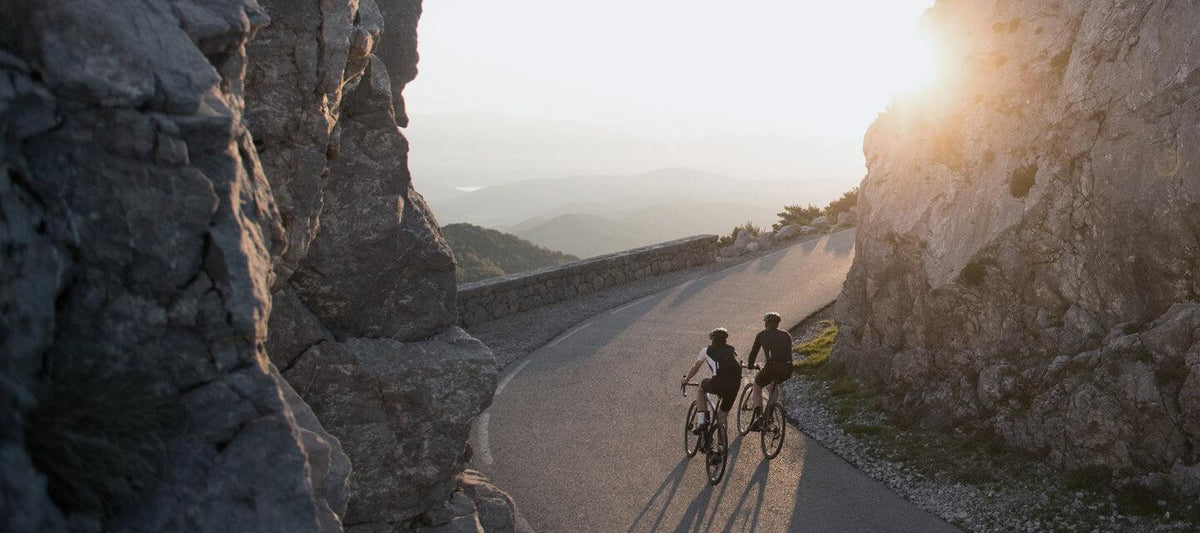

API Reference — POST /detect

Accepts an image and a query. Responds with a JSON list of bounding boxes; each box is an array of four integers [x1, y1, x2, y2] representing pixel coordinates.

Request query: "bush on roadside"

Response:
[[717, 221, 763, 247], [823, 187, 859, 219], [773, 204, 822, 231]]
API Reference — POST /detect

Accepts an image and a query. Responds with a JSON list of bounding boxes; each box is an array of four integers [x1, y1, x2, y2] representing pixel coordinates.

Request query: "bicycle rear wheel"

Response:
[[684, 401, 700, 458], [706, 423, 728, 484], [760, 404, 786, 459], [735, 383, 756, 436]]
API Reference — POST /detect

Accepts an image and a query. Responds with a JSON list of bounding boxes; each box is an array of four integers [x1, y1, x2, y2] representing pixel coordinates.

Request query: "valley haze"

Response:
[[424, 167, 846, 258]]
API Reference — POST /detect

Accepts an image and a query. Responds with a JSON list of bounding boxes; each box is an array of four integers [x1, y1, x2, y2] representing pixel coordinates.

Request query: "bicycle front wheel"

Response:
[[706, 423, 728, 485], [735, 383, 755, 436], [760, 404, 786, 459], [684, 401, 700, 458]]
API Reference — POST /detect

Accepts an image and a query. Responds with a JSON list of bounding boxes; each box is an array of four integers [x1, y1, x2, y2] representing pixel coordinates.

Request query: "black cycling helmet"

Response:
[[763, 312, 782, 326], [709, 328, 729, 342]]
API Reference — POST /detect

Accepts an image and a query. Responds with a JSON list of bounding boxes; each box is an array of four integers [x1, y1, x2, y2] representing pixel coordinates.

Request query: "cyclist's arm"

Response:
[[747, 334, 762, 367], [682, 358, 705, 385]]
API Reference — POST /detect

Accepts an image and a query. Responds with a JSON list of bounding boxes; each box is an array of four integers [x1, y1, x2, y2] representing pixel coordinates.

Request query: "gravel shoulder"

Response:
[[783, 305, 1200, 533]]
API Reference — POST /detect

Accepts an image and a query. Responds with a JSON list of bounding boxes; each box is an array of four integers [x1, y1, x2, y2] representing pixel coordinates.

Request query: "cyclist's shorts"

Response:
[[701, 377, 738, 412], [754, 360, 793, 387]]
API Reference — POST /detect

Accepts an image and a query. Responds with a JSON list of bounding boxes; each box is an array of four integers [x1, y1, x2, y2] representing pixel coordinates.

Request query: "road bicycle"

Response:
[[681, 383, 728, 485], [734, 365, 786, 459]]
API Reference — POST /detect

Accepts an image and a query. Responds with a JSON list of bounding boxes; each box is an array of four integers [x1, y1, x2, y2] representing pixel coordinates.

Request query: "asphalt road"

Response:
[[472, 230, 955, 532]]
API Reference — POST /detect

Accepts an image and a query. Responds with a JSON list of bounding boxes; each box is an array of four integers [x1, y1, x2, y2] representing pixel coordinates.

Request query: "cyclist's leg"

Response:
[[753, 363, 778, 408], [716, 386, 736, 427], [696, 379, 712, 422], [769, 361, 792, 406]]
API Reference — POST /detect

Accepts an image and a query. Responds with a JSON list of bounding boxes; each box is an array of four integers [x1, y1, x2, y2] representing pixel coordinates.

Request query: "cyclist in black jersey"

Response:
[[748, 312, 793, 415], [681, 328, 741, 434]]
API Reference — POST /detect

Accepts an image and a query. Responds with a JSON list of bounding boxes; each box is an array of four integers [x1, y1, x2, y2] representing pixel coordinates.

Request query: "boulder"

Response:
[[285, 328, 497, 523], [757, 230, 776, 249], [836, 210, 856, 227], [732, 229, 756, 250], [834, 0, 1200, 483], [809, 216, 830, 231], [457, 470, 520, 533], [799, 225, 818, 235], [746, 241, 761, 252], [776, 224, 803, 240]]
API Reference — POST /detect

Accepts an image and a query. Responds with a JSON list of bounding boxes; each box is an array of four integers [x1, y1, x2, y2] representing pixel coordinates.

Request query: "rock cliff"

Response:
[[3, 0, 507, 531], [246, 0, 501, 529], [1, 1, 343, 530], [835, 0, 1200, 489]]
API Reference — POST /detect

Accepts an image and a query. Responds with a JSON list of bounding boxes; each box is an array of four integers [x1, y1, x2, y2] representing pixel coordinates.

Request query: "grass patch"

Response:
[[845, 423, 886, 438], [793, 320, 837, 375]]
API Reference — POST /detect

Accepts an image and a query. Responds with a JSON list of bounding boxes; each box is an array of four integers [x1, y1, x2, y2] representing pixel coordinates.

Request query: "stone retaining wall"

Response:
[[457, 235, 719, 326]]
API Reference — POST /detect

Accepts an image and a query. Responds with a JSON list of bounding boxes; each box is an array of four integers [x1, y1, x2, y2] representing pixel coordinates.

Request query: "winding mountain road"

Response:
[[472, 230, 954, 532]]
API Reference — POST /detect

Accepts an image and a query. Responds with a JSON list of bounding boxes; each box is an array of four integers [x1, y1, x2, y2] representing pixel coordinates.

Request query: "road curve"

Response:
[[474, 230, 954, 532]]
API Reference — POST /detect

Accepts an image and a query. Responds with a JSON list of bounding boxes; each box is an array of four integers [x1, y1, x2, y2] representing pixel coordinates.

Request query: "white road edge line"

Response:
[[609, 295, 653, 315], [495, 360, 530, 396], [546, 321, 593, 348], [476, 413, 493, 467]]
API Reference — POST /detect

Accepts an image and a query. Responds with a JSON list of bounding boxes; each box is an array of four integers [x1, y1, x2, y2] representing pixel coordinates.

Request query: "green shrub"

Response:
[[718, 221, 763, 247], [823, 187, 859, 219], [25, 370, 178, 519], [773, 204, 822, 231]]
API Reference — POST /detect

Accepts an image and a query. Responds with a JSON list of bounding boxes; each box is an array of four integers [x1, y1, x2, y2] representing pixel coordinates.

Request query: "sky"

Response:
[[404, 0, 938, 190]]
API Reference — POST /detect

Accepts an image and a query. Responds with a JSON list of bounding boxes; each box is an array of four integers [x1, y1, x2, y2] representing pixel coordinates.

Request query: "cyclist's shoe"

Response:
[[692, 421, 708, 435], [709, 447, 724, 465], [748, 407, 763, 431]]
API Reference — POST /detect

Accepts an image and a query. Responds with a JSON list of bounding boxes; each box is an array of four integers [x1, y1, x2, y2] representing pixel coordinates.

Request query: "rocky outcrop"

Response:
[[3, 0, 505, 529], [1, 0, 343, 530], [245, 0, 500, 528], [287, 330, 495, 523], [835, 0, 1200, 488]]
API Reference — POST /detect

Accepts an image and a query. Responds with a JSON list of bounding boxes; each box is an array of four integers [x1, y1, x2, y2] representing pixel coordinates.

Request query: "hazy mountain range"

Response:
[[421, 168, 847, 257]]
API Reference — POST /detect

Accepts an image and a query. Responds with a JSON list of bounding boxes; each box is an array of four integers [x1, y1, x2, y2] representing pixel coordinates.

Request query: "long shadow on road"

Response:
[[626, 433, 768, 533]]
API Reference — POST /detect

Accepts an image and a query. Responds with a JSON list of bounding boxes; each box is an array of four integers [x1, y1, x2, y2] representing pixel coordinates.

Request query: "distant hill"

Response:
[[442, 223, 578, 283], [512, 214, 645, 258], [510, 202, 779, 258]]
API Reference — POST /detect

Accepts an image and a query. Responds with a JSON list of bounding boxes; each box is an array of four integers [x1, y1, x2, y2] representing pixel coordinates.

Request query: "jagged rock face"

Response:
[[245, 0, 382, 284], [835, 0, 1200, 480], [1, 0, 344, 531], [290, 54, 457, 340], [246, 0, 496, 527], [286, 329, 496, 523]]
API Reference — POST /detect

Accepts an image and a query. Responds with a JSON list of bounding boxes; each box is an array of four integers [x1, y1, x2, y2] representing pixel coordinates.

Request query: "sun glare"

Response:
[[889, 31, 941, 96]]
